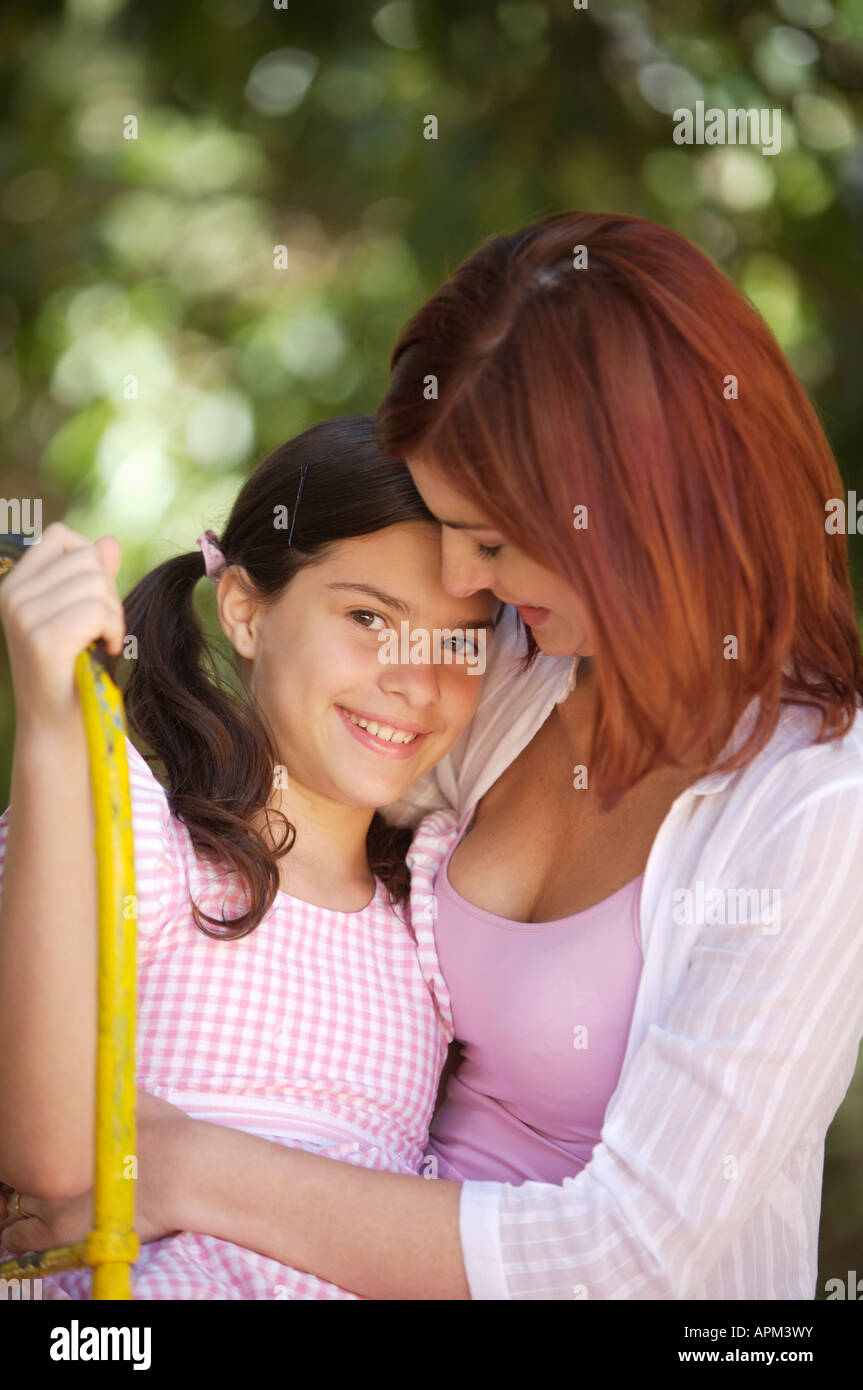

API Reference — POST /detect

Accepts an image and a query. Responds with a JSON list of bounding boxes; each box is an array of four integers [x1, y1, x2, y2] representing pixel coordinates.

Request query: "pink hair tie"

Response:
[[197, 530, 227, 583]]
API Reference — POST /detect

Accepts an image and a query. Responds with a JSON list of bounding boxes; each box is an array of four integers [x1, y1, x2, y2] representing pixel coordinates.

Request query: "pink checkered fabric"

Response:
[[0, 738, 458, 1300]]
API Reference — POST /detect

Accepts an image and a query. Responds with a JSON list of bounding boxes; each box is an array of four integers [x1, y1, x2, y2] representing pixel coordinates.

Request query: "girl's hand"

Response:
[[0, 521, 125, 729], [0, 1091, 191, 1254]]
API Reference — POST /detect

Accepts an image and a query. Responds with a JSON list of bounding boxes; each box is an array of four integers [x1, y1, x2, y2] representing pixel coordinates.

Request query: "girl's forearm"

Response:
[[0, 723, 97, 1195], [172, 1119, 471, 1300]]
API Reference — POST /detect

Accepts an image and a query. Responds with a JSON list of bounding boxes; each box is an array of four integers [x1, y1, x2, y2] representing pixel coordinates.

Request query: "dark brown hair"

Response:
[[378, 210, 863, 805], [120, 414, 434, 939]]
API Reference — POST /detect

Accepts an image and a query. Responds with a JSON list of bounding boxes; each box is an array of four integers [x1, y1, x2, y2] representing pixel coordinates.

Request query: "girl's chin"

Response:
[[336, 758, 422, 804], [338, 778, 414, 811]]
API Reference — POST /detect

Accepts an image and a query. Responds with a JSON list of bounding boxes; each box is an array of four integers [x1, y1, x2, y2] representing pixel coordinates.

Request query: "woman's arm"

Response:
[[174, 1122, 470, 1300], [0, 1100, 470, 1299], [0, 526, 125, 1196]]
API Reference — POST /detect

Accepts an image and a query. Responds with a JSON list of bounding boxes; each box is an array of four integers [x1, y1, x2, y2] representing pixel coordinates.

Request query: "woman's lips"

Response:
[[515, 604, 551, 628], [335, 704, 430, 759]]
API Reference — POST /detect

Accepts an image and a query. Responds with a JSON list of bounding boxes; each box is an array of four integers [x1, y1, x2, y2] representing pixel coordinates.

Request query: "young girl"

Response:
[[0, 413, 496, 1298]]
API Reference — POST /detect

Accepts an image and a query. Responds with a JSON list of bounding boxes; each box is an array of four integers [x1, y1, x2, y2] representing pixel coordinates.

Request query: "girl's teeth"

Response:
[[344, 710, 417, 745]]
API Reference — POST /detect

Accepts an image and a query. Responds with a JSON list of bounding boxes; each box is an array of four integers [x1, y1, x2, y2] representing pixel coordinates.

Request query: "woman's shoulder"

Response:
[[683, 699, 863, 885], [729, 699, 863, 805]]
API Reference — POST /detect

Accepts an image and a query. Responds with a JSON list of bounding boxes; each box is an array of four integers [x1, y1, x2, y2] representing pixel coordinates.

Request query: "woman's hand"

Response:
[[0, 521, 125, 731], [0, 1091, 191, 1255]]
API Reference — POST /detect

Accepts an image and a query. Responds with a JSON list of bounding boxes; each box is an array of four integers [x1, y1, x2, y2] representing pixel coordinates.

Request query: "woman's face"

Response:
[[218, 520, 498, 810], [407, 456, 596, 660]]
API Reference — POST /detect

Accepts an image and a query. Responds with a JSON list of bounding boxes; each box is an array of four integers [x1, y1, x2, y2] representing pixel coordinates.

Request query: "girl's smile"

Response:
[[335, 703, 430, 758]]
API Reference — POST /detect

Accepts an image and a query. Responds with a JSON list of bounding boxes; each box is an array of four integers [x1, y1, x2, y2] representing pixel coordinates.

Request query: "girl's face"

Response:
[[219, 520, 498, 809], [406, 456, 596, 660]]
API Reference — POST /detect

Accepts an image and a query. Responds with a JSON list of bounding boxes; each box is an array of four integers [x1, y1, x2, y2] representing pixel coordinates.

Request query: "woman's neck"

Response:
[[555, 655, 600, 748]]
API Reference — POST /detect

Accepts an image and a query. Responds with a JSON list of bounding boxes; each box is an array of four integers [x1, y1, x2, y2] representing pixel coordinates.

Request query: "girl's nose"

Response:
[[378, 648, 443, 708]]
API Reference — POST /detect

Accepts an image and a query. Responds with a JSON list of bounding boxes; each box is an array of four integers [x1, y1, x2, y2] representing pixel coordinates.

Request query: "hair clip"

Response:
[[288, 460, 310, 546]]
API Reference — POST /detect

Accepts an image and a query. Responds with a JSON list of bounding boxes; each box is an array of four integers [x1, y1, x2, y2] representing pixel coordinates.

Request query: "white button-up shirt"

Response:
[[382, 606, 863, 1299]]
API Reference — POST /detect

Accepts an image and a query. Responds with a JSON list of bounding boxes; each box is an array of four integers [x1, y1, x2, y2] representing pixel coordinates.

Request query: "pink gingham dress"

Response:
[[0, 738, 458, 1300]]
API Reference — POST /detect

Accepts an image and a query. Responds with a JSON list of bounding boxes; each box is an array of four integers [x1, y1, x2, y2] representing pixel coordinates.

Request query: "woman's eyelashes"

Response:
[[474, 540, 503, 560]]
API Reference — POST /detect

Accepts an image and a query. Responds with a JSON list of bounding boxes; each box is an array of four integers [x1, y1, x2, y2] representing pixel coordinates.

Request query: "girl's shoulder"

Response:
[[124, 736, 189, 853], [122, 736, 194, 943], [0, 736, 194, 948]]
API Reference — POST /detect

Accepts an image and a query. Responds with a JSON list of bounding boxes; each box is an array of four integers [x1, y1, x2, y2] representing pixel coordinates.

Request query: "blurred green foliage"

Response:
[[0, 0, 861, 1296]]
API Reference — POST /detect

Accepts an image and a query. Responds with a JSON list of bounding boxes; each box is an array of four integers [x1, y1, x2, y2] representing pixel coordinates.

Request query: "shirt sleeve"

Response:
[[123, 738, 189, 950], [458, 769, 863, 1299], [0, 738, 188, 954]]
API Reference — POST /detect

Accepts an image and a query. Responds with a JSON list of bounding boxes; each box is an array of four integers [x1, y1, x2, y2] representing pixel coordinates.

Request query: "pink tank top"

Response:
[[425, 806, 644, 1185]]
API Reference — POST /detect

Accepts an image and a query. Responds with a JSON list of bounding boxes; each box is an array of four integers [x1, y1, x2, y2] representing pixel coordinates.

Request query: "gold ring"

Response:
[[9, 1189, 35, 1221]]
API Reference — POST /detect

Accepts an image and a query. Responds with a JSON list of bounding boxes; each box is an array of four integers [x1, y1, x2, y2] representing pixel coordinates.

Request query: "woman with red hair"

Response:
[[4, 212, 863, 1299]]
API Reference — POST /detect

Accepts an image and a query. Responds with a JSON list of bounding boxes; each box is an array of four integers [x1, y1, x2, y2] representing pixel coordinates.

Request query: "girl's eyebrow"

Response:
[[326, 581, 410, 616], [326, 581, 498, 631]]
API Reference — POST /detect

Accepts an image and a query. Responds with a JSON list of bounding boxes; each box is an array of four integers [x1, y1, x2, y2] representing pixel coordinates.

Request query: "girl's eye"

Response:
[[445, 631, 481, 659], [474, 541, 503, 560], [350, 609, 386, 631]]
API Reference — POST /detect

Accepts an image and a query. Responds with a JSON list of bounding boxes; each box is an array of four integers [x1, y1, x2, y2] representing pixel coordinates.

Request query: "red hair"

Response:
[[378, 211, 863, 802]]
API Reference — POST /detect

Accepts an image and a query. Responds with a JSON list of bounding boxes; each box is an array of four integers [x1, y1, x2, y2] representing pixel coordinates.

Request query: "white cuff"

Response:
[[458, 1181, 510, 1300]]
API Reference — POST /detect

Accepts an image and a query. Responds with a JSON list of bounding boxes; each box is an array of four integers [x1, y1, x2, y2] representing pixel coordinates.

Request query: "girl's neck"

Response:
[[258, 780, 377, 908]]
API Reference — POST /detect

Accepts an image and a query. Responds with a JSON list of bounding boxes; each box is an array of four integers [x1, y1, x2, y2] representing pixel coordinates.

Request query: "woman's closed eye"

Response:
[[474, 541, 503, 560]]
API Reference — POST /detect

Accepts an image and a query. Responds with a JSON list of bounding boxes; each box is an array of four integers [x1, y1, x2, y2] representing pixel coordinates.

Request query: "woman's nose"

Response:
[[441, 532, 487, 598]]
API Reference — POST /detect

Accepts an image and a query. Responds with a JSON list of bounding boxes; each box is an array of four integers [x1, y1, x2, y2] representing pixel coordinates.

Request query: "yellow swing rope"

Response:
[[0, 542, 138, 1298]]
